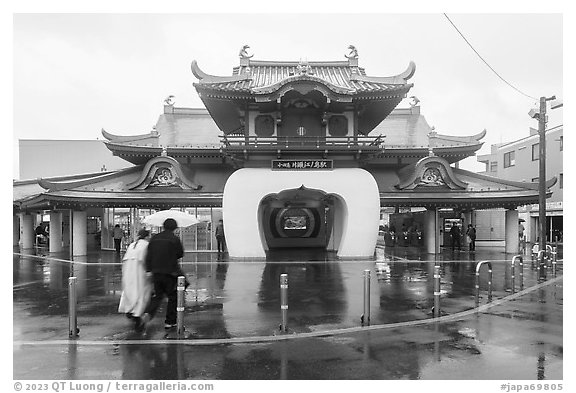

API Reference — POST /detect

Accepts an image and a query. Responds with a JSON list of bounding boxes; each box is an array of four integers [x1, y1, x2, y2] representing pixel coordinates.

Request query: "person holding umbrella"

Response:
[[139, 218, 185, 331]]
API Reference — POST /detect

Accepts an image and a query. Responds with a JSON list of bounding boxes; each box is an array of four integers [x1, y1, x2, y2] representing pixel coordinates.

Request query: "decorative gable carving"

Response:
[[127, 156, 202, 191], [396, 156, 467, 190]]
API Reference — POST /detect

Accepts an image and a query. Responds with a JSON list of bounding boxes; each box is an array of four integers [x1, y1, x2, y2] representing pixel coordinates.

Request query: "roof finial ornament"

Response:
[[164, 95, 175, 106], [239, 45, 254, 60], [428, 127, 436, 157], [296, 59, 313, 75], [409, 96, 420, 107], [345, 45, 358, 60]]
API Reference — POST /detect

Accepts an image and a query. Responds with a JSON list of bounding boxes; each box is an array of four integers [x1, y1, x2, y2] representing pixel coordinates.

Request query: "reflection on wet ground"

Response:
[[13, 246, 563, 380]]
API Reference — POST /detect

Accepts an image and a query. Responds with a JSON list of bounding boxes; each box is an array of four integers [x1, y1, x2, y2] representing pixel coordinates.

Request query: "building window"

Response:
[[560, 173, 563, 189], [560, 136, 563, 151], [328, 115, 348, 136], [489, 161, 498, 172], [255, 115, 275, 137], [504, 151, 515, 168], [532, 143, 539, 161]]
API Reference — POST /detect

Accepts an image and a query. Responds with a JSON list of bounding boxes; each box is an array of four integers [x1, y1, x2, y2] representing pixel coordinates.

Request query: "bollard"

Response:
[[537, 250, 547, 281], [176, 276, 186, 338], [551, 247, 557, 276], [511, 255, 524, 294], [361, 270, 370, 325], [280, 274, 288, 332], [68, 277, 79, 338], [475, 261, 493, 306], [433, 265, 441, 318]]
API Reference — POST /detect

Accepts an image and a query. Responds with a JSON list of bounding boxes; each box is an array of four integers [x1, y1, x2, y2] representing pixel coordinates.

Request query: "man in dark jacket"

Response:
[[140, 218, 184, 330], [450, 222, 461, 251]]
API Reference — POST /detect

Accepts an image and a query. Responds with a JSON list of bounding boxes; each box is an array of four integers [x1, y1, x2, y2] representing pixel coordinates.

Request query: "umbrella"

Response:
[[141, 210, 202, 227]]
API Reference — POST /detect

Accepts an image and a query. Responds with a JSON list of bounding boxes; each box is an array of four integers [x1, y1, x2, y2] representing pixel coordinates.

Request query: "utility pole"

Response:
[[536, 95, 555, 279]]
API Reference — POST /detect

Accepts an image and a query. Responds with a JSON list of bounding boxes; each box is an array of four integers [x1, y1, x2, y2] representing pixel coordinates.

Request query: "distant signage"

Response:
[[271, 160, 333, 170]]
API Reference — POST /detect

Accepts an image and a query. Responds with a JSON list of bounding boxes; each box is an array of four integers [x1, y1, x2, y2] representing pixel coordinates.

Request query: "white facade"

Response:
[[222, 168, 381, 258]]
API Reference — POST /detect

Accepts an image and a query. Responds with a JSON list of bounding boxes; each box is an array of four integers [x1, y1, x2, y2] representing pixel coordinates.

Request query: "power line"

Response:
[[443, 13, 537, 101]]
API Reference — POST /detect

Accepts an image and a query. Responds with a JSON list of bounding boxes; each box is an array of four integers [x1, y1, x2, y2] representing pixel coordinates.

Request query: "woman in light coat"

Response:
[[118, 229, 152, 328]]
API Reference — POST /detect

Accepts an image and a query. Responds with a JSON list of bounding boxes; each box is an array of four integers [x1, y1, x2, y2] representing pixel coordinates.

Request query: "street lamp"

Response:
[[528, 95, 560, 279]]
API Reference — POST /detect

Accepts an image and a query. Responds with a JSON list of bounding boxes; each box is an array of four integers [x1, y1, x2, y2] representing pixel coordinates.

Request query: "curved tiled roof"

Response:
[[192, 59, 415, 95]]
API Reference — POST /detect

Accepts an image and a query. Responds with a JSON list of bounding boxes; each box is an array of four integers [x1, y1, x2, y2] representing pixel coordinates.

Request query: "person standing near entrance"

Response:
[[466, 224, 476, 251], [450, 222, 461, 251], [215, 219, 226, 253], [113, 224, 124, 254], [140, 218, 184, 331]]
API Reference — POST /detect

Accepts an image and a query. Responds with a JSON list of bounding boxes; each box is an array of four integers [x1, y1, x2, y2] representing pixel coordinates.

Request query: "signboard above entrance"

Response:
[[271, 160, 334, 171]]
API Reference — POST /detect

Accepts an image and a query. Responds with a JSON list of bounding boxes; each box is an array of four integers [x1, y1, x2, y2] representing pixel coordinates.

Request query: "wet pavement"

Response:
[[13, 245, 563, 380]]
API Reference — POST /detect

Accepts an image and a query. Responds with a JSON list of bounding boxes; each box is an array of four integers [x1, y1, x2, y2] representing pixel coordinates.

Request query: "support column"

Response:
[[19, 213, 35, 249], [463, 210, 472, 229], [424, 208, 437, 254], [505, 208, 519, 254], [72, 210, 87, 256], [13, 215, 20, 246], [49, 211, 63, 253]]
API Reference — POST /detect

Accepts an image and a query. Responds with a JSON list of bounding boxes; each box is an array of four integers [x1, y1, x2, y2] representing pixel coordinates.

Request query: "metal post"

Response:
[[433, 265, 441, 318], [361, 269, 370, 325], [176, 276, 186, 337], [487, 263, 493, 303], [475, 261, 493, 306], [537, 250, 547, 281], [68, 276, 78, 338], [280, 274, 288, 332], [551, 246, 557, 276], [511, 255, 524, 293], [510, 257, 515, 294]]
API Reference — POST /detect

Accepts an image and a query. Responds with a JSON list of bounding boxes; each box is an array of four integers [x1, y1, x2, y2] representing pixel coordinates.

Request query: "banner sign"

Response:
[[271, 160, 334, 170]]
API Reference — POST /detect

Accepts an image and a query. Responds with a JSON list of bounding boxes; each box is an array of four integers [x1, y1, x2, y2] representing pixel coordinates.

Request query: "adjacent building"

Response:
[[477, 125, 563, 244]]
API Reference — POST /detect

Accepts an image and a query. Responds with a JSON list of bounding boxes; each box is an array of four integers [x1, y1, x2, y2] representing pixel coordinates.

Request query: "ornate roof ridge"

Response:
[[349, 61, 416, 85], [431, 129, 487, 143], [38, 166, 141, 192], [101, 128, 159, 142], [396, 155, 468, 190], [126, 155, 202, 191], [252, 73, 356, 95], [455, 168, 557, 191], [244, 59, 353, 67], [191, 60, 252, 83]]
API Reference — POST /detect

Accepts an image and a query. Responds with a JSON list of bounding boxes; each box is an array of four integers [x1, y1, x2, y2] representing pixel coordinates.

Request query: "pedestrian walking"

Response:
[[450, 222, 461, 251], [118, 229, 152, 329], [139, 218, 185, 331], [113, 224, 124, 254], [466, 224, 476, 251], [215, 219, 226, 253]]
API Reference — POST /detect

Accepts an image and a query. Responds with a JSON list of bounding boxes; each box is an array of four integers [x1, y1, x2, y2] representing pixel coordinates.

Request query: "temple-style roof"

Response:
[[191, 59, 415, 96], [15, 151, 555, 212], [192, 47, 415, 135], [103, 106, 485, 165], [15, 160, 233, 210]]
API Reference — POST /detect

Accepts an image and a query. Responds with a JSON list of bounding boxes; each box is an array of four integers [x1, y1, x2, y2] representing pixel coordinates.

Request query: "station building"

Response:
[[13, 47, 554, 259]]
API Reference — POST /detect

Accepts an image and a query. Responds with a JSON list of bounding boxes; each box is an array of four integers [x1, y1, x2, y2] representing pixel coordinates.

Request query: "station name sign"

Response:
[[271, 159, 334, 170]]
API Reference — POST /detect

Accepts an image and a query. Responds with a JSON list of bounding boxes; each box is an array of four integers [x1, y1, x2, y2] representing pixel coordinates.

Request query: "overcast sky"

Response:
[[10, 12, 563, 176]]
